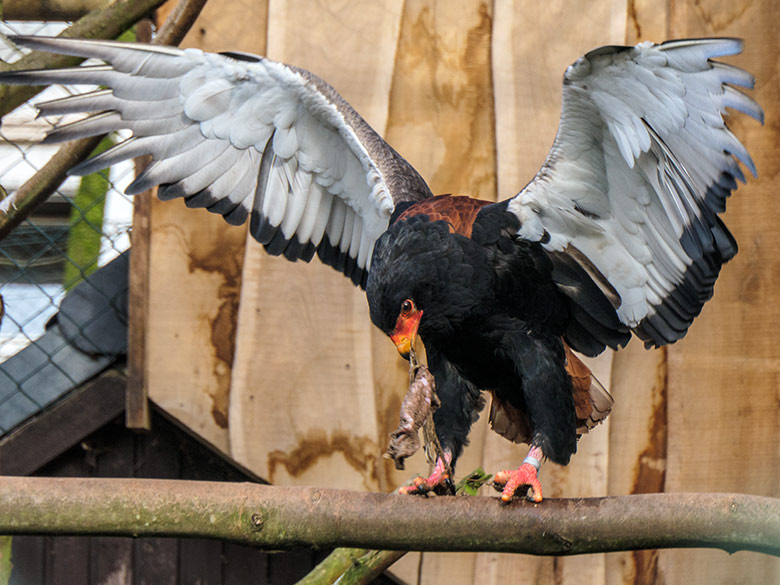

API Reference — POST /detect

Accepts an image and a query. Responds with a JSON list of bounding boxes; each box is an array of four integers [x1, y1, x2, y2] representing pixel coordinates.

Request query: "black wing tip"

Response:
[[565, 303, 630, 357], [219, 51, 262, 63], [317, 239, 367, 289], [283, 238, 315, 262], [265, 228, 291, 256], [206, 195, 242, 217], [246, 211, 319, 264], [249, 209, 279, 245], [634, 253, 728, 348], [223, 204, 249, 226]]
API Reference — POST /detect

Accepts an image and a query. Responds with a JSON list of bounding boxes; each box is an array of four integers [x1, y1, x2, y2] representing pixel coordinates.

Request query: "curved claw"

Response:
[[398, 474, 454, 496], [398, 457, 454, 496], [493, 462, 543, 503]]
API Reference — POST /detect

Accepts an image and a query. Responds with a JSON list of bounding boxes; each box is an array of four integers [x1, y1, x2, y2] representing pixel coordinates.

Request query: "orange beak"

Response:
[[390, 309, 423, 359]]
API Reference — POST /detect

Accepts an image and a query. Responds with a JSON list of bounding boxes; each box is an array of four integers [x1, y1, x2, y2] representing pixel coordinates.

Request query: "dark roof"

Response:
[[0, 251, 128, 436]]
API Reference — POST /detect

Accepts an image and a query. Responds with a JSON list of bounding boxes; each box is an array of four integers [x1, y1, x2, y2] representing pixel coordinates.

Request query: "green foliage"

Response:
[[455, 467, 493, 496], [62, 136, 114, 290], [0, 536, 11, 585], [61, 29, 136, 291]]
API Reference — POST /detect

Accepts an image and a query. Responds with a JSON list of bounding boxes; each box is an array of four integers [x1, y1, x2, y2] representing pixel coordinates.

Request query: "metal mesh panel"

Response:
[[0, 22, 132, 425]]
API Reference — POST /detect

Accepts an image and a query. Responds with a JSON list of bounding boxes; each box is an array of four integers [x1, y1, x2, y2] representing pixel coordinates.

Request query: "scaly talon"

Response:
[[398, 456, 453, 495], [492, 463, 543, 502]]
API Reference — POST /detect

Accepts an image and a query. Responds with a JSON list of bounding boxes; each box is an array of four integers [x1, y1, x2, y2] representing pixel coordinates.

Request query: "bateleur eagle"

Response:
[[0, 36, 762, 501]]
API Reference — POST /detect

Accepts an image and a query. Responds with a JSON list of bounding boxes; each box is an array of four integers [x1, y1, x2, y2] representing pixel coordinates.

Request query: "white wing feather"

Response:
[[2, 36, 433, 287], [508, 39, 762, 346]]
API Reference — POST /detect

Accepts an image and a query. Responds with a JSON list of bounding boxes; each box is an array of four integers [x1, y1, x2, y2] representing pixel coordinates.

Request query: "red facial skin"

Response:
[[390, 300, 423, 358]]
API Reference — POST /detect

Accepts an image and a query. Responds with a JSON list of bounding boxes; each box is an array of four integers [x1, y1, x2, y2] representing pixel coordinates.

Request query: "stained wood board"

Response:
[[603, 6, 670, 584], [142, 0, 269, 454], [658, 0, 780, 583], [383, 0, 498, 488], [126, 21, 153, 431], [227, 0, 406, 491], [126, 3, 780, 584]]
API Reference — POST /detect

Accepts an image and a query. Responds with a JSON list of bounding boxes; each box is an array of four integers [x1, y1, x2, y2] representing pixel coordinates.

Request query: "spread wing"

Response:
[[0, 35, 433, 288], [507, 38, 762, 348]]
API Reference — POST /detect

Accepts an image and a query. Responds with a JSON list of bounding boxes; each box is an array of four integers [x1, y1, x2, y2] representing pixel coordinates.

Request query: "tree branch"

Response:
[[294, 548, 370, 585], [155, 0, 208, 46], [333, 550, 407, 585], [4, 1, 106, 21], [1, 477, 778, 557], [0, 0, 170, 119], [0, 135, 104, 241], [0, 0, 208, 241]]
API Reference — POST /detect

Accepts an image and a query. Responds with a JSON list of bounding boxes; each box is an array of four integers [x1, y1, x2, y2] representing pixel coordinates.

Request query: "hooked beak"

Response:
[[390, 309, 423, 359]]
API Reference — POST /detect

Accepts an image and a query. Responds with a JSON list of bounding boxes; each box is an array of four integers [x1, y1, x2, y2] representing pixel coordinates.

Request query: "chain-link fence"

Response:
[[0, 21, 133, 433]]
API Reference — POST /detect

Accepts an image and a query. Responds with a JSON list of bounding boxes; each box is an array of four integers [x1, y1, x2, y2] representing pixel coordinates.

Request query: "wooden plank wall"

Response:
[[133, 0, 779, 584], [228, 0, 408, 493], [141, 0, 268, 453], [653, 3, 779, 584]]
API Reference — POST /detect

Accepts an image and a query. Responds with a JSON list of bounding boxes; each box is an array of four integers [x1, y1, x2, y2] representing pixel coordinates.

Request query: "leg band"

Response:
[[522, 455, 541, 472]]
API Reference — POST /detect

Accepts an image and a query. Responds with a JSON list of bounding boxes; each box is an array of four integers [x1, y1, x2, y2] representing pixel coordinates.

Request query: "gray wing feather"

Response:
[[508, 38, 762, 347], [0, 35, 433, 288]]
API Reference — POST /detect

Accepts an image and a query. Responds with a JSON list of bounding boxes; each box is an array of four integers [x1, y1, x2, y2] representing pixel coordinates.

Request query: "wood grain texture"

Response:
[[383, 0, 497, 496], [143, 0, 268, 454], [659, 0, 780, 583], [381, 1, 497, 582], [604, 6, 670, 585], [0, 371, 125, 476], [227, 0, 404, 491], [126, 168, 152, 431], [130, 2, 778, 583], [125, 18, 153, 431]]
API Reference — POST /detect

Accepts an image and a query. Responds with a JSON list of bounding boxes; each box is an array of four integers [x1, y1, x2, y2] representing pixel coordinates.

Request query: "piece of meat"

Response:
[[385, 362, 439, 470]]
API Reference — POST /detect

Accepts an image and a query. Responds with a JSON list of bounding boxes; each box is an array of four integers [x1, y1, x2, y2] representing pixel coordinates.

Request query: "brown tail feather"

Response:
[[565, 344, 614, 434], [488, 392, 531, 444], [488, 343, 614, 444]]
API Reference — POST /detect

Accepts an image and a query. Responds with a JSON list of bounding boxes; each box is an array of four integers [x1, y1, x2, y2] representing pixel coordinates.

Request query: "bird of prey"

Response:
[[0, 35, 762, 501]]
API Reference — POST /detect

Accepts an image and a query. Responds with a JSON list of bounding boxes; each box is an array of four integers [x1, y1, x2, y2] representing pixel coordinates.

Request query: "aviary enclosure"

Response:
[[0, 0, 777, 584]]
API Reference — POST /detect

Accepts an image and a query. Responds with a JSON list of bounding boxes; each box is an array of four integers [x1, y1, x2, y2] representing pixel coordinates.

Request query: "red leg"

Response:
[[493, 446, 544, 503], [399, 454, 453, 495]]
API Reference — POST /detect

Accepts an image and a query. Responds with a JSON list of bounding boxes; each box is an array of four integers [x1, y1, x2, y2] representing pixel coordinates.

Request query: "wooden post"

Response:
[[380, 1, 498, 582], [126, 21, 154, 431], [476, 1, 628, 584], [122, 2, 778, 583]]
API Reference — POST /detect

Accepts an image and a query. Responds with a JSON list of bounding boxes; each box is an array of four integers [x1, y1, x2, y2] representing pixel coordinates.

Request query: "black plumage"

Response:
[[0, 35, 762, 501], [367, 197, 626, 467]]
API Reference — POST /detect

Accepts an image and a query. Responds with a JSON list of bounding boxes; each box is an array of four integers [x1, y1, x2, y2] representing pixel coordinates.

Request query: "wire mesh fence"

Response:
[[0, 21, 132, 431]]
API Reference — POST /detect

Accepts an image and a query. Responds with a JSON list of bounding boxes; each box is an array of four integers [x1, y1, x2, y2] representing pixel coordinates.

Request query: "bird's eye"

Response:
[[401, 299, 414, 315]]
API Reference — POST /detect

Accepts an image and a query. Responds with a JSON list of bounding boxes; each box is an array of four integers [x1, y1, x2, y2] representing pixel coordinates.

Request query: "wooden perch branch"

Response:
[[4, 1, 108, 21], [0, 477, 778, 557]]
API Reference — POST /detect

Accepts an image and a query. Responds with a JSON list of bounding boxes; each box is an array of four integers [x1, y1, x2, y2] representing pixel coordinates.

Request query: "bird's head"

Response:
[[389, 297, 423, 359], [366, 217, 488, 359]]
